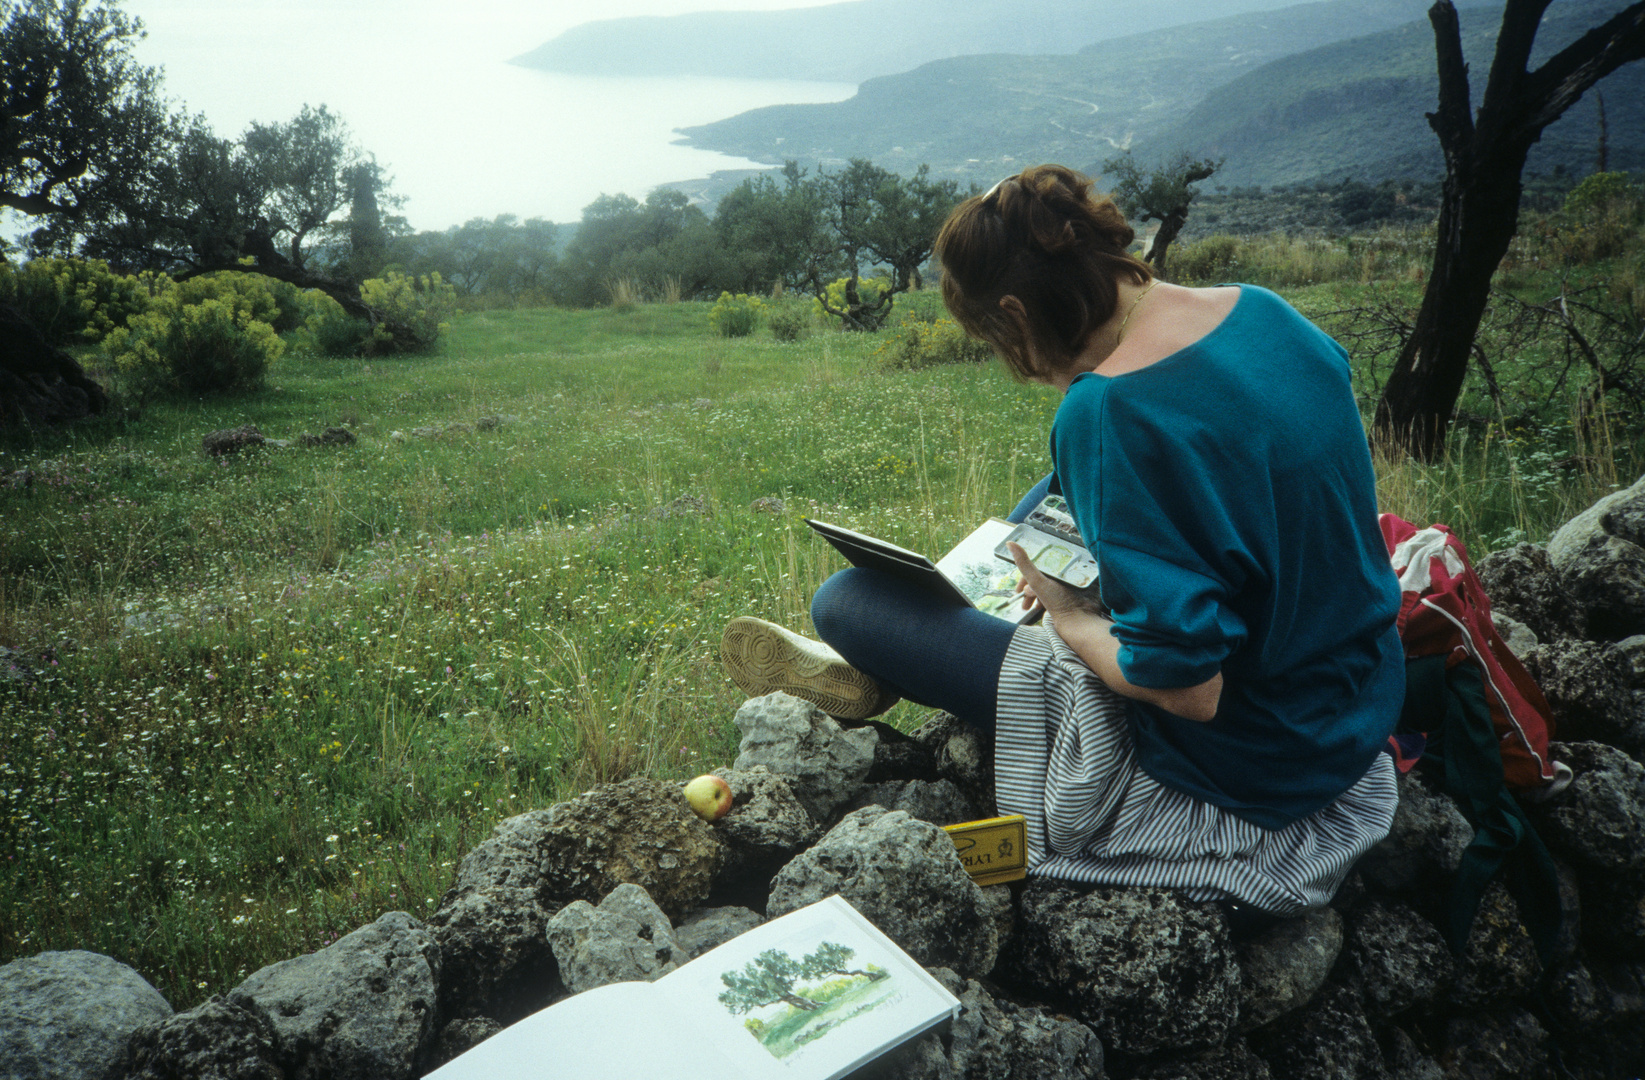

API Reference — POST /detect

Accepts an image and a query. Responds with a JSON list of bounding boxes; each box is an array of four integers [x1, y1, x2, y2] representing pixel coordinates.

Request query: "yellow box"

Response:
[[942, 814, 1028, 886]]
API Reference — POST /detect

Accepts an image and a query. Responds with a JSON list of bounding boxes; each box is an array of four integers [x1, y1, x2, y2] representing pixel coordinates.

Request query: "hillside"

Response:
[[510, 0, 1300, 85], [671, 0, 1437, 186], [1133, 0, 1645, 187], [673, 0, 1642, 191]]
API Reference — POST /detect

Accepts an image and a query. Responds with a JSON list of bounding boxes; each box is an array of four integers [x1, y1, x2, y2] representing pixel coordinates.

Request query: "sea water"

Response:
[[116, 0, 856, 231]]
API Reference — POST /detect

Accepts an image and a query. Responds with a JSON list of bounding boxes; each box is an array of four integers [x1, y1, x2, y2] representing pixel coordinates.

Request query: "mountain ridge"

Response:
[[511, 0, 1307, 85], [669, 0, 1641, 192]]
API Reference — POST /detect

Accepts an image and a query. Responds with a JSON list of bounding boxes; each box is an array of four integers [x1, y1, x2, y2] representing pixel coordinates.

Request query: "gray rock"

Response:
[[1446, 882, 1541, 1010], [1474, 542, 1585, 643], [545, 883, 685, 993], [430, 781, 720, 1020], [709, 765, 820, 900], [201, 424, 265, 456], [230, 911, 439, 1080], [733, 693, 877, 821], [0, 950, 173, 1080], [768, 807, 1000, 979], [1356, 769, 1472, 894], [1236, 907, 1344, 1032], [1344, 899, 1454, 1018], [673, 906, 763, 959], [1492, 611, 1540, 656], [1247, 981, 1384, 1080], [1011, 880, 1240, 1056], [1614, 634, 1645, 685], [1443, 1007, 1555, 1080], [1547, 472, 1645, 640], [1134, 1039, 1274, 1080], [913, 712, 995, 816], [121, 994, 283, 1080], [858, 968, 1105, 1080], [298, 426, 356, 448], [424, 1017, 502, 1073], [533, 778, 723, 917], [1520, 640, 1638, 747], [1534, 741, 1645, 873], [1379, 1025, 1443, 1080], [428, 811, 565, 1022], [851, 718, 940, 783], [847, 778, 980, 826], [750, 495, 785, 514], [1542, 957, 1645, 1079]]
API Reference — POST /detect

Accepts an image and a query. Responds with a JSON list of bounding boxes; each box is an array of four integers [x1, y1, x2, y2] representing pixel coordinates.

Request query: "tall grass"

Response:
[[2, 228, 1642, 1008]]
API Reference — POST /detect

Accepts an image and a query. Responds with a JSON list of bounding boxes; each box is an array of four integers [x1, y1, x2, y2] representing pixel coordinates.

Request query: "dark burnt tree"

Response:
[[1103, 152, 1219, 282], [1, 0, 169, 424], [1374, 0, 1645, 460]]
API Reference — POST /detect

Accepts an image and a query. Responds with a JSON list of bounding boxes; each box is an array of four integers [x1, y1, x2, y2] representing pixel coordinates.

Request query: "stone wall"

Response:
[[5, 476, 1645, 1080]]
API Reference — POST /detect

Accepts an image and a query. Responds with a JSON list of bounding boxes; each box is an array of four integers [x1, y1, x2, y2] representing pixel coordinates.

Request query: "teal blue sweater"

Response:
[[1051, 285, 1404, 829]]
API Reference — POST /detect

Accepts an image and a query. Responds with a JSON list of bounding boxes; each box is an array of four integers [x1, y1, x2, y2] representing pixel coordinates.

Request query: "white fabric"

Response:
[[1389, 526, 1466, 593], [994, 623, 1398, 914]]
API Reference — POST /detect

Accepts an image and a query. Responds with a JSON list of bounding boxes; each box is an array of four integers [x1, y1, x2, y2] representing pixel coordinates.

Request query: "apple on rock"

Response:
[[683, 774, 734, 822]]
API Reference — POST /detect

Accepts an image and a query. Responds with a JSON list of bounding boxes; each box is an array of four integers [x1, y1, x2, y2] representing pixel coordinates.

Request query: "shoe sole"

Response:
[[721, 617, 888, 720]]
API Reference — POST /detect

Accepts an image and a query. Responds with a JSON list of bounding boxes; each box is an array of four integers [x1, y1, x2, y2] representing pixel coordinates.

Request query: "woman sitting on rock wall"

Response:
[[721, 164, 1405, 916]]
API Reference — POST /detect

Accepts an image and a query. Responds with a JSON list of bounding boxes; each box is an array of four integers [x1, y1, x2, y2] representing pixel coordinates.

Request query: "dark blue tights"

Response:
[[809, 474, 1054, 735]]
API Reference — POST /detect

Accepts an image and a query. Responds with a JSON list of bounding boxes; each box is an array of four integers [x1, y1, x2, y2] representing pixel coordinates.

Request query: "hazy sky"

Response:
[[114, 0, 855, 228]]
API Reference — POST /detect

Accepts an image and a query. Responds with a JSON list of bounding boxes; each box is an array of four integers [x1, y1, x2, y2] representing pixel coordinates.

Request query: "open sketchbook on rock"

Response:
[[425, 895, 959, 1080], [806, 494, 1097, 625]]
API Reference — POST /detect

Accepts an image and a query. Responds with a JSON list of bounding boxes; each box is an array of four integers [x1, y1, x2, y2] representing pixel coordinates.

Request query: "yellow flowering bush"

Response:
[[102, 295, 284, 398], [709, 291, 765, 337], [0, 256, 152, 344], [874, 312, 993, 370], [359, 271, 458, 354], [169, 271, 308, 333]]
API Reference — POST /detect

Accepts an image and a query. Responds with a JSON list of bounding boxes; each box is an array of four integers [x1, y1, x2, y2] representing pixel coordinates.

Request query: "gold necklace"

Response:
[[1115, 279, 1159, 345]]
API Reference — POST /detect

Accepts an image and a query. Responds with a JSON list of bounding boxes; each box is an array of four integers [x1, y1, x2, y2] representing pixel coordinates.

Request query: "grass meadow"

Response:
[[2, 258, 1641, 1008]]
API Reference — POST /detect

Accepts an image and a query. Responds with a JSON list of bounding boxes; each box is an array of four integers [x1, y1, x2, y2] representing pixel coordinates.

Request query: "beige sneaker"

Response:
[[720, 616, 898, 720]]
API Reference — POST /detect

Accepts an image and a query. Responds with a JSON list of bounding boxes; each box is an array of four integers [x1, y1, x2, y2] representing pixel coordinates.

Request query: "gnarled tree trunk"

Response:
[[1374, 0, 1645, 461]]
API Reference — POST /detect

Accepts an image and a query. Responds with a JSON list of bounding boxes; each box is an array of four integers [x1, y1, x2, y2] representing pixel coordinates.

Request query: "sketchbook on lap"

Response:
[[424, 895, 960, 1080], [805, 494, 1096, 625]]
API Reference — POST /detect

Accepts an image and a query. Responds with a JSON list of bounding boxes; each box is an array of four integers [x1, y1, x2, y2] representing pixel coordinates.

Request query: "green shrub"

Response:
[[102, 296, 285, 398], [359, 271, 459, 354], [0, 256, 151, 344], [874, 312, 993, 370], [297, 292, 370, 356], [1531, 172, 1645, 265], [709, 291, 764, 337], [170, 271, 308, 333], [768, 303, 809, 343], [1561, 171, 1642, 219], [1171, 235, 1242, 284]]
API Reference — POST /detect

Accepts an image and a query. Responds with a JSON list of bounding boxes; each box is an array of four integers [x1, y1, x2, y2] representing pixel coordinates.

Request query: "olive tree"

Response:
[[1102, 151, 1219, 281]]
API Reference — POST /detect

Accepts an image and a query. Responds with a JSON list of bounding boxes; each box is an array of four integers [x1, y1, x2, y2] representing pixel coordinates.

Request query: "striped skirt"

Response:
[[995, 623, 1398, 915]]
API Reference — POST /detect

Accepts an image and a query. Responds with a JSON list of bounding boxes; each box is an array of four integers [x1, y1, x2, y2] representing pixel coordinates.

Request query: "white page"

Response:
[[936, 519, 1036, 622], [422, 980, 747, 1080], [656, 896, 959, 1080]]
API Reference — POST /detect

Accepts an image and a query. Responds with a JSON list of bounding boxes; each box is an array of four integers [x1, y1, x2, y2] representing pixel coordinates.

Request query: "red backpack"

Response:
[[1379, 514, 1571, 796]]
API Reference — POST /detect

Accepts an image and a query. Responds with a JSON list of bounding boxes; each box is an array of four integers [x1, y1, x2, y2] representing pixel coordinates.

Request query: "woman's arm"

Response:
[[1008, 543, 1223, 722]]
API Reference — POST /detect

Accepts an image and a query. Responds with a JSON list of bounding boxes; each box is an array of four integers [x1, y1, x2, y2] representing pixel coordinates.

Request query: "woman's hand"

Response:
[[1008, 542, 1222, 722], [1007, 542, 1103, 620]]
